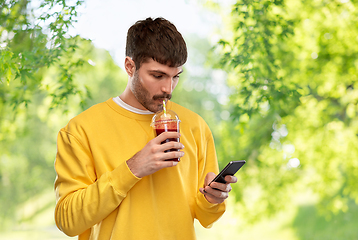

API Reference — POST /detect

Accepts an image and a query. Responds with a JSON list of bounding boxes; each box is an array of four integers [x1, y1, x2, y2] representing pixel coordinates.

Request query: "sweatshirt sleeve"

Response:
[[194, 124, 226, 228], [54, 129, 141, 237]]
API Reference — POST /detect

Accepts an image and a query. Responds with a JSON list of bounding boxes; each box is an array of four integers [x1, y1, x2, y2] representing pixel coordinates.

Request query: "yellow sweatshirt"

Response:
[[54, 98, 226, 239]]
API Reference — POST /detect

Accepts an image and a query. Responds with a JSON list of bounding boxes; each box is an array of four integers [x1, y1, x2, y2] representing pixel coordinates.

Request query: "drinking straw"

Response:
[[163, 100, 167, 117]]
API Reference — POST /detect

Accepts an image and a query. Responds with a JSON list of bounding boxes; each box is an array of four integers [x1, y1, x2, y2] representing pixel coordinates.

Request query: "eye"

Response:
[[153, 74, 163, 79]]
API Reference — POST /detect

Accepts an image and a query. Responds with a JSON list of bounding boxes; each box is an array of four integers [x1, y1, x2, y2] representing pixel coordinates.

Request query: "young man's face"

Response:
[[130, 59, 183, 113]]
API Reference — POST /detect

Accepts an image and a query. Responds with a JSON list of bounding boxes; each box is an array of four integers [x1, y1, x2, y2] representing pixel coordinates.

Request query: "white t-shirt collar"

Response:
[[112, 96, 154, 115]]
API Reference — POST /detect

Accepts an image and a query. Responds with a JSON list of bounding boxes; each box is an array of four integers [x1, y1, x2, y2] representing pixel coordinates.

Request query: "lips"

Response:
[[153, 94, 172, 101]]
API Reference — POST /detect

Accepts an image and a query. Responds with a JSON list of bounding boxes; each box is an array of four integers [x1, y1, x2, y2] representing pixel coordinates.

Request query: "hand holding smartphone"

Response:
[[209, 160, 246, 185]]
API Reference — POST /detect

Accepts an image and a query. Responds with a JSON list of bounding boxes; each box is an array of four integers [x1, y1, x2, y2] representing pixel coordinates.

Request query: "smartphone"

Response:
[[209, 160, 246, 185]]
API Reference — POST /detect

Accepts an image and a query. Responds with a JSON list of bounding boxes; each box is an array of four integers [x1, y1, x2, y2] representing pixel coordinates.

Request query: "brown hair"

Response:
[[126, 17, 187, 69]]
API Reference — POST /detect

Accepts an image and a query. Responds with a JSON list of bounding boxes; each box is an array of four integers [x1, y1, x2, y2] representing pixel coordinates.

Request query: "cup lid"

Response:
[[151, 109, 179, 127]]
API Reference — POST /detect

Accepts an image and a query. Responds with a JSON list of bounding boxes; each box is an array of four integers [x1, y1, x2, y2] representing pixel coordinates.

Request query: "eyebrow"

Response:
[[148, 69, 184, 77]]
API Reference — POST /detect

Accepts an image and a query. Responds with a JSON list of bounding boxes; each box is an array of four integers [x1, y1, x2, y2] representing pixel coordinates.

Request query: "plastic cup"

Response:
[[151, 109, 181, 161]]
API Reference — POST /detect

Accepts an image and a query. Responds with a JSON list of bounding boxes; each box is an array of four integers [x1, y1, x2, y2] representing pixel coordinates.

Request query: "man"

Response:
[[54, 17, 237, 239]]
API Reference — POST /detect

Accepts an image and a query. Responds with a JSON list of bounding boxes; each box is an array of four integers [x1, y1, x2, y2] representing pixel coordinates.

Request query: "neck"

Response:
[[120, 86, 146, 110]]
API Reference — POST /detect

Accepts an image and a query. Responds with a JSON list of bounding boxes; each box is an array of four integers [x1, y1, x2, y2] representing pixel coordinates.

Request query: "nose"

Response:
[[161, 78, 173, 94]]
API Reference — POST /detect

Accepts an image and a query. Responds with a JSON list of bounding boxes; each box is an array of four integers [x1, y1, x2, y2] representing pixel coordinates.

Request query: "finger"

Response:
[[205, 172, 216, 186], [202, 188, 227, 204], [155, 131, 181, 143], [204, 186, 229, 199], [154, 158, 180, 169], [200, 187, 211, 197], [200, 186, 227, 204], [224, 175, 238, 184], [209, 182, 232, 192], [162, 150, 185, 161], [160, 141, 184, 152]]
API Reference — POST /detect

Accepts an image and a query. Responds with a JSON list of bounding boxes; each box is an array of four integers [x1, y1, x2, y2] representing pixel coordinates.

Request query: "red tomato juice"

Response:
[[155, 127, 180, 161]]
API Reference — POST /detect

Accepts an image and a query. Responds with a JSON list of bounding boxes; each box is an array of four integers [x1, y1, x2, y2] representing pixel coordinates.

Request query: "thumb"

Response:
[[204, 172, 216, 187]]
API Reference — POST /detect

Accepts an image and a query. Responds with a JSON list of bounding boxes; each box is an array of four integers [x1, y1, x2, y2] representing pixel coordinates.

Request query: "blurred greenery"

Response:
[[0, 38, 128, 230], [292, 200, 358, 239], [208, 0, 358, 224], [0, 0, 88, 114], [1, 0, 358, 239]]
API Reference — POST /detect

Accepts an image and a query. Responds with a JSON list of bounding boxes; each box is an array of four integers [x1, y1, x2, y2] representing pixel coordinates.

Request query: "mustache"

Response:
[[153, 94, 172, 100]]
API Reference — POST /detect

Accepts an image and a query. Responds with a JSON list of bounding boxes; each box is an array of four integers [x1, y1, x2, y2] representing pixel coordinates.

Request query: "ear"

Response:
[[125, 57, 136, 77]]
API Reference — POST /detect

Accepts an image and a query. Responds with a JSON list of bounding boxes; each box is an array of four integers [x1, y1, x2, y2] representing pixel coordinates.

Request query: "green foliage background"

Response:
[[1, 0, 358, 239], [211, 0, 358, 222]]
